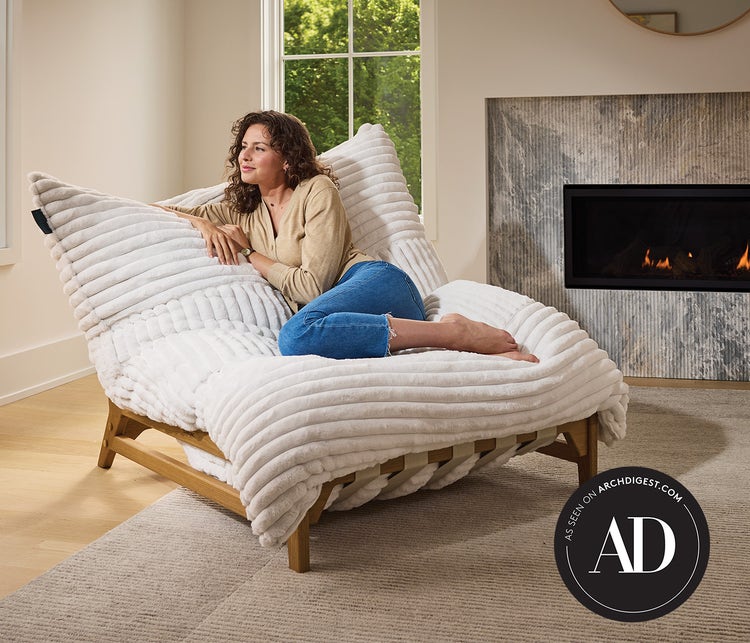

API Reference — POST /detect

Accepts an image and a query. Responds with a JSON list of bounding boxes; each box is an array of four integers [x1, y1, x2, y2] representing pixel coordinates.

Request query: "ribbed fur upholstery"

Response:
[[29, 124, 628, 548]]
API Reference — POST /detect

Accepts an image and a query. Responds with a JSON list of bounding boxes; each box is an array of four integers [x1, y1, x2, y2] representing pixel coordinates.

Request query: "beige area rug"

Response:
[[1, 386, 748, 642]]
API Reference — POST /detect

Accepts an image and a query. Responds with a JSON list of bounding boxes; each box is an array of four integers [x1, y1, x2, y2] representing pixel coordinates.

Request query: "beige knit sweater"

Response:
[[170, 174, 372, 312]]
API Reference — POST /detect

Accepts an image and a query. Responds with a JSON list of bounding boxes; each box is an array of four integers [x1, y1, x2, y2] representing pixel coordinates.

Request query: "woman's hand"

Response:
[[152, 204, 250, 265], [217, 224, 250, 251], [193, 220, 247, 265]]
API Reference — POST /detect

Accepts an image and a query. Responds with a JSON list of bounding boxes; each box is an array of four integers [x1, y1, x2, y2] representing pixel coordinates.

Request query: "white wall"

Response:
[[183, 0, 262, 189], [2, 0, 749, 402], [0, 0, 185, 403], [0, 0, 260, 404], [431, 0, 750, 283]]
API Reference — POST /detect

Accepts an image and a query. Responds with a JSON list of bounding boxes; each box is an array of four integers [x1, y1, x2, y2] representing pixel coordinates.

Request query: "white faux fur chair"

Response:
[[29, 124, 628, 572]]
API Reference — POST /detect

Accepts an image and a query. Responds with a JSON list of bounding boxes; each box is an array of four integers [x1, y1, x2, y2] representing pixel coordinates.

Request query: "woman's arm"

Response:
[[244, 248, 274, 278]]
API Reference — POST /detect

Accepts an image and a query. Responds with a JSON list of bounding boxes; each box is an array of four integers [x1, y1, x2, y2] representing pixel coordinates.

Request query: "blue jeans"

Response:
[[278, 261, 426, 359]]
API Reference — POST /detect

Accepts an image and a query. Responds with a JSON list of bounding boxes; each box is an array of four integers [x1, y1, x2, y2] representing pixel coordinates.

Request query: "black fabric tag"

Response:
[[32, 209, 53, 234]]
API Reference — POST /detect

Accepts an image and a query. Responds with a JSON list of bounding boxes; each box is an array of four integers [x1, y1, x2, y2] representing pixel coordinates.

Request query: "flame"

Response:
[[738, 243, 750, 270], [642, 248, 672, 270]]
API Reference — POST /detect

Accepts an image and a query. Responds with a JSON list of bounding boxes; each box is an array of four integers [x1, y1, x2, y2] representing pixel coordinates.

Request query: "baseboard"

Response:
[[624, 376, 750, 391], [0, 335, 96, 406]]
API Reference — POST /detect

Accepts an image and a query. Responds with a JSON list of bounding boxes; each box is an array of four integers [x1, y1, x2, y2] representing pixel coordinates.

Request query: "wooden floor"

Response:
[[1, 373, 748, 600], [0, 374, 187, 599]]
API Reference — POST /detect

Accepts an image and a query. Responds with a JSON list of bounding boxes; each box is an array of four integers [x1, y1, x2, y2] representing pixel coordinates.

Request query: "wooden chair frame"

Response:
[[98, 399, 598, 572]]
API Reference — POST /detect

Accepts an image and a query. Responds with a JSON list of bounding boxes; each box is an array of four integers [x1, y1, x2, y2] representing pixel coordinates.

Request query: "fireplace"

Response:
[[487, 92, 750, 381], [564, 184, 750, 292]]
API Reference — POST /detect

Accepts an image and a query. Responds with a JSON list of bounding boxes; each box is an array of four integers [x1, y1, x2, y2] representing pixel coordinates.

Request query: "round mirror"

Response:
[[610, 0, 750, 35]]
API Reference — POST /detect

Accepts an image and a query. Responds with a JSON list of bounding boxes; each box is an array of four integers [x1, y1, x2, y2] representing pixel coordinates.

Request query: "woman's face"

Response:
[[238, 124, 287, 188]]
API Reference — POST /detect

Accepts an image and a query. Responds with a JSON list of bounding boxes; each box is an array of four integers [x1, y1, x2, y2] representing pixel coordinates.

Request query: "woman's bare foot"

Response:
[[386, 314, 539, 361], [438, 313, 539, 362]]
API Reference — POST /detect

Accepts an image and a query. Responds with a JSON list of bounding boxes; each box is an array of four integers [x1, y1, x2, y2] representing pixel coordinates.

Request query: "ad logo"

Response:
[[554, 466, 709, 622]]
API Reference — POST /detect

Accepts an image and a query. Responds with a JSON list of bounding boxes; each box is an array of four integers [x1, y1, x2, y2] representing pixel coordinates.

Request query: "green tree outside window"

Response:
[[283, 0, 421, 209]]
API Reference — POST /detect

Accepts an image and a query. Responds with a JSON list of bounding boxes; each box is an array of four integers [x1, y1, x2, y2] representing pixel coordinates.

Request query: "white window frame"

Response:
[[261, 0, 437, 238], [0, 0, 20, 265]]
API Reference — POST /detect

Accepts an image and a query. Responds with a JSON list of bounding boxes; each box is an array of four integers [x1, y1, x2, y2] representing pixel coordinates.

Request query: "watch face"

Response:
[[241, 248, 252, 256]]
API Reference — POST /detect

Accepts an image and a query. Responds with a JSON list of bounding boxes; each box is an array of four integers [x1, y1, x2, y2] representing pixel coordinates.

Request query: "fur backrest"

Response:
[[29, 123, 447, 344]]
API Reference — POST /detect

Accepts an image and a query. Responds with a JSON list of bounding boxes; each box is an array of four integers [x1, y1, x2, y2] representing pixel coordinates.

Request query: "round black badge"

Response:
[[554, 466, 709, 622]]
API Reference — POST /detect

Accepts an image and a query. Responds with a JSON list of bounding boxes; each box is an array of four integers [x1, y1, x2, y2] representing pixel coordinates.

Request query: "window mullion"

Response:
[[284, 50, 417, 61]]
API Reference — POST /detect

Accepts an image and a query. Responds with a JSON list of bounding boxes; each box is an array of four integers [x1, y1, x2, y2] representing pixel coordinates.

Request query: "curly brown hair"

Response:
[[223, 110, 338, 214]]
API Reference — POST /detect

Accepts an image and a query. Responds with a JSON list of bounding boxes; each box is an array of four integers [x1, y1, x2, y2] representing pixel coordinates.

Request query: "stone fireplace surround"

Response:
[[487, 92, 750, 381]]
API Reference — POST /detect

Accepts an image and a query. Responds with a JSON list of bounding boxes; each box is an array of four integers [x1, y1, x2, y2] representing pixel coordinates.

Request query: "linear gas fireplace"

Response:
[[489, 92, 750, 380], [564, 184, 750, 292]]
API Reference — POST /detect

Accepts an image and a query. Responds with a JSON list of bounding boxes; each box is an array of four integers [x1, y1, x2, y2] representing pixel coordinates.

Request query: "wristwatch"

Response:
[[240, 247, 254, 257]]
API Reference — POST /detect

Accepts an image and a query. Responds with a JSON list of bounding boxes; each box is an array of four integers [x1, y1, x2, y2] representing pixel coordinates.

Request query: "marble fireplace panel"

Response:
[[487, 92, 750, 381]]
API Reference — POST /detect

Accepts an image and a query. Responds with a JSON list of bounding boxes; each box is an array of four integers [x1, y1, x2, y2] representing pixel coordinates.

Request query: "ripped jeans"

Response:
[[277, 261, 426, 359]]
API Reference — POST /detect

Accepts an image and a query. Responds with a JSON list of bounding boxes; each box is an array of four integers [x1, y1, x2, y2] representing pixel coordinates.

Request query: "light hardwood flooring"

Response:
[[1, 373, 748, 601], [0, 374, 186, 599]]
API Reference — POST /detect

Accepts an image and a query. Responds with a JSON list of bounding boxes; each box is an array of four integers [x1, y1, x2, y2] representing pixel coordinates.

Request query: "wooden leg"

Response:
[[537, 414, 599, 485], [576, 414, 598, 484], [97, 409, 119, 469], [97, 400, 149, 469], [287, 514, 310, 573], [285, 478, 351, 573]]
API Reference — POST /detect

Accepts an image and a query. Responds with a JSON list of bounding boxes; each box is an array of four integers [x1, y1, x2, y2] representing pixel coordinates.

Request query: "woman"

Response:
[[160, 110, 537, 362]]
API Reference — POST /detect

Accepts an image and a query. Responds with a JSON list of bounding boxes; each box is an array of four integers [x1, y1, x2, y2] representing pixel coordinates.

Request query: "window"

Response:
[[263, 0, 422, 209]]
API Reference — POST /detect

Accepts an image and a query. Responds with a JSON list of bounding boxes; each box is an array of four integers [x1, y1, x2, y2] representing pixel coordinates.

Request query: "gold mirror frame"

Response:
[[609, 1, 750, 35]]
